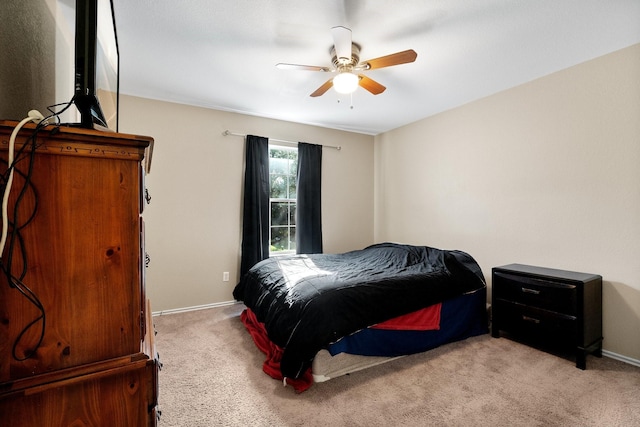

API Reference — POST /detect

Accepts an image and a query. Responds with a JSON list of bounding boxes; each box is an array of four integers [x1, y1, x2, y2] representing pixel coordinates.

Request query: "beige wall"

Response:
[[1, 0, 56, 120], [118, 96, 375, 312], [374, 44, 640, 361]]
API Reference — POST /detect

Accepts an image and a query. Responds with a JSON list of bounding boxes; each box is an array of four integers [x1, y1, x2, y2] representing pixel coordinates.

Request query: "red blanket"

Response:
[[240, 303, 442, 392], [241, 308, 314, 392], [373, 303, 441, 330]]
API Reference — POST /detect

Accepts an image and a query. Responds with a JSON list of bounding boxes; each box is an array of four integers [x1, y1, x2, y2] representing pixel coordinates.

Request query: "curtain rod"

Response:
[[222, 130, 341, 150]]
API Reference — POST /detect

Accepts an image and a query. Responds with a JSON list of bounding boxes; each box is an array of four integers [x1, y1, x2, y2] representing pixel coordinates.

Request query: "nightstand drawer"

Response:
[[495, 300, 576, 340], [493, 271, 577, 314]]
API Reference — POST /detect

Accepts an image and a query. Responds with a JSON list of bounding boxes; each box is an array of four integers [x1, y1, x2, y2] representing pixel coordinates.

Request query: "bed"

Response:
[[233, 242, 489, 392]]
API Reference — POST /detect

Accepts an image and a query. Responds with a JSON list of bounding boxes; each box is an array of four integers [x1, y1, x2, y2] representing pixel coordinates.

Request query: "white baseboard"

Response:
[[602, 350, 640, 368], [152, 300, 240, 316]]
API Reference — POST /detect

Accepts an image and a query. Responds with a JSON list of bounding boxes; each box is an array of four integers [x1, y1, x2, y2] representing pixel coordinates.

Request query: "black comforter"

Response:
[[233, 243, 486, 379]]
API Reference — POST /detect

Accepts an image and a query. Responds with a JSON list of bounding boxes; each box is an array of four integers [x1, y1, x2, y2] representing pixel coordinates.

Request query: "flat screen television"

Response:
[[72, 0, 119, 131]]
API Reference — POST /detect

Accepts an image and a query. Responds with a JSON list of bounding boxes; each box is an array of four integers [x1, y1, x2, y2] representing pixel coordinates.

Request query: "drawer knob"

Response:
[[522, 315, 541, 324], [521, 287, 540, 295]]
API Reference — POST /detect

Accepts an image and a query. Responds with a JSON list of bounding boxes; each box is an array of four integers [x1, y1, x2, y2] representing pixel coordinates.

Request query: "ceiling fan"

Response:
[[276, 26, 417, 97]]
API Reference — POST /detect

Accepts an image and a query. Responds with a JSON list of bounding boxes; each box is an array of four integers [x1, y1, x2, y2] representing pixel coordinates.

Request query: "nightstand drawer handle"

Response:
[[521, 287, 540, 295], [522, 315, 541, 324]]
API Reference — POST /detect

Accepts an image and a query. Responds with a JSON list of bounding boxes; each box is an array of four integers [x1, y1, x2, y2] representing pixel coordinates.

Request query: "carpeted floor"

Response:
[[152, 303, 640, 427]]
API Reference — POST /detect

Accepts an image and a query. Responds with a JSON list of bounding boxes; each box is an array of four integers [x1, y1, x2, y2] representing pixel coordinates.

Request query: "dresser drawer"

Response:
[[493, 271, 577, 314], [495, 300, 577, 341], [0, 359, 157, 427]]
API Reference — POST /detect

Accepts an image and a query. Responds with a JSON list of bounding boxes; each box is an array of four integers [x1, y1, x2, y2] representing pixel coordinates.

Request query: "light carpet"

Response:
[[152, 303, 640, 426]]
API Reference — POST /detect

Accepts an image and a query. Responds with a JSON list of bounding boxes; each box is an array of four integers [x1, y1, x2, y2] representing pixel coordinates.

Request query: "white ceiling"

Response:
[[112, 0, 640, 135]]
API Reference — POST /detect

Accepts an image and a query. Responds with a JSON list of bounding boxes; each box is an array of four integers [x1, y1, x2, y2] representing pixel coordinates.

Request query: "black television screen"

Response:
[[72, 0, 119, 131]]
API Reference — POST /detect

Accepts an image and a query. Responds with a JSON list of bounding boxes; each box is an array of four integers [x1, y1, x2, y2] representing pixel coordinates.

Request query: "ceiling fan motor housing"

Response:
[[331, 43, 361, 70]]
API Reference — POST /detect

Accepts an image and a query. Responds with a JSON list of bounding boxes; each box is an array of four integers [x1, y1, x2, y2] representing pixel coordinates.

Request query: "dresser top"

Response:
[[493, 263, 602, 283], [0, 120, 154, 173]]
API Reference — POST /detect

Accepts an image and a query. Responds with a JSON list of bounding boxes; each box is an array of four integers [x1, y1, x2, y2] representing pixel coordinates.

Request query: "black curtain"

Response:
[[240, 135, 270, 277], [296, 142, 323, 254]]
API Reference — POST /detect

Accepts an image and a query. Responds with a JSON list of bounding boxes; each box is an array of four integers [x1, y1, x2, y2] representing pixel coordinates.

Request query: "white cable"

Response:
[[0, 110, 46, 258]]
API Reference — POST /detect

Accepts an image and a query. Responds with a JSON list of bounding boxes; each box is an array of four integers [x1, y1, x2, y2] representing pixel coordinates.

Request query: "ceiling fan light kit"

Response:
[[333, 72, 359, 94], [276, 26, 417, 98]]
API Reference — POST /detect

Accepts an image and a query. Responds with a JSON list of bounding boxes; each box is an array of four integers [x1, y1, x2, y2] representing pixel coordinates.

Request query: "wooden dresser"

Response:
[[491, 263, 602, 369], [0, 121, 158, 426]]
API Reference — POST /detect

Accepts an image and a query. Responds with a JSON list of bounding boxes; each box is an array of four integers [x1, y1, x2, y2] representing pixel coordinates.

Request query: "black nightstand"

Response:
[[491, 264, 603, 369]]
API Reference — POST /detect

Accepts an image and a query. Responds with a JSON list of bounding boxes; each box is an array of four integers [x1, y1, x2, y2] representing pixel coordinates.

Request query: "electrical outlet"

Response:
[[223, 272, 230, 282]]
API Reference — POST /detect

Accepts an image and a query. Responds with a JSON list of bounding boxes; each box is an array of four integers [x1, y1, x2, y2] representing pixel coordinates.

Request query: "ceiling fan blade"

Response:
[[331, 26, 353, 63], [310, 79, 333, 97], [362, 49, 417, 70], [276, 63, 332, 72], [358, 75, 386, 95]]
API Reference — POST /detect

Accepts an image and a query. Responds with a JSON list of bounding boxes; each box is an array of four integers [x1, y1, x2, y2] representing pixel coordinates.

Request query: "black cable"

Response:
[[0, 160, 38, 236], [8, 276, 45, 361], [1, 102, 73, 361], [46, 100, 74, 125], [1, 121, 46, 361], [4, 135, 42, 235], [8, 128, 39, 278]]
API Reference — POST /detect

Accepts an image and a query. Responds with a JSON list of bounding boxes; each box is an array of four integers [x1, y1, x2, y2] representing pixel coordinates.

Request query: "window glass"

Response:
[[269, 146, 297, 254]]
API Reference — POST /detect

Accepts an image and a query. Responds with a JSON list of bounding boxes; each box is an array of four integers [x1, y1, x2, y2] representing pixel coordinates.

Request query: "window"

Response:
[[269, 145, 297, 254]]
